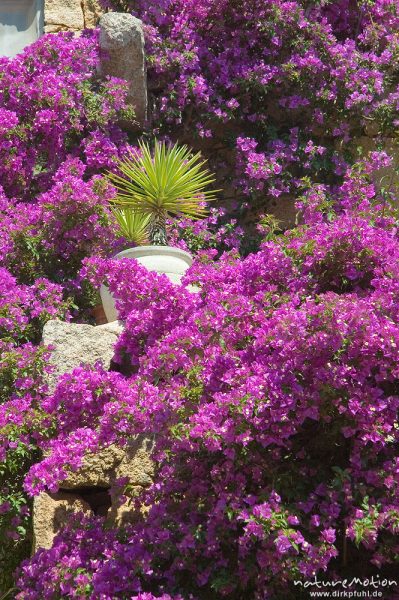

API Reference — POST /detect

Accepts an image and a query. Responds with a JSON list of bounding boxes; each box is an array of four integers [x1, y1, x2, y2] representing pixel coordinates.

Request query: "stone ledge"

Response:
[[33, 437, 155, 552], [61, 437, 155, 490]]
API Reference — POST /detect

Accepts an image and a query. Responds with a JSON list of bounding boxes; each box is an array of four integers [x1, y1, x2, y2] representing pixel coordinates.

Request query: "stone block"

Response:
[[116, 436, 155, 486], [107, 489, 144, 526], [82, 0, 102, 28], [42, 320, 123, 392], [44, 0, 84, 32], [99, 12, 147, 124], [62, 443, 126, 489], [34, 321, 154, 551], [62, 436, 154, 489], [43, 0, 102, 32], [33, 439, 154, 551], [33, 491, 92, 552]]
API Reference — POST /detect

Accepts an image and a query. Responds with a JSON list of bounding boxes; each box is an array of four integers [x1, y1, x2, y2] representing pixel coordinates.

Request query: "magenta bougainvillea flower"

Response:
[[10, 157, 399, 598], [1, 1, 399, 597]]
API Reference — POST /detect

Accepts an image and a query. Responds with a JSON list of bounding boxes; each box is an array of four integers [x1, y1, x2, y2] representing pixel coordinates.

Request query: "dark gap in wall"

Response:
[[60, 486, 112, 516]]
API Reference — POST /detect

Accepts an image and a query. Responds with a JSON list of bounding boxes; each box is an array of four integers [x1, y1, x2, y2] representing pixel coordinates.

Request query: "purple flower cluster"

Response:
[[0, 160, 125, 312], [15, 514, 182, 600], [0, 31, 130, 201], [0, 268, 69, 591], [10, 158, 399, 597], [0, 32, 134, 315], [0, 267, 69, 344], [1, 2, 399, 597], [105, 0, 399, 206], [0, 30, 133, 593]]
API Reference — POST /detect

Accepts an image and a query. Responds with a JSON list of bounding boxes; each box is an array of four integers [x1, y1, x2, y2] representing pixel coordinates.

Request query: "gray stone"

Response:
[[99, 12, 147, 125], [33, 491, 92, 552], [42, 320, 123, 391]]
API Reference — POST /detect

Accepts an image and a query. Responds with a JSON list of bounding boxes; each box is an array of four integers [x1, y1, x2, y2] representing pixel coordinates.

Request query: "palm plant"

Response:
[[107, 140, 218, 246]]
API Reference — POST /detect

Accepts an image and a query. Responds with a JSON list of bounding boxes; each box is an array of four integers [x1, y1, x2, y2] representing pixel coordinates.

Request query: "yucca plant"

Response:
[[111, 207, 150, 245], [107, 140, 218, 246]]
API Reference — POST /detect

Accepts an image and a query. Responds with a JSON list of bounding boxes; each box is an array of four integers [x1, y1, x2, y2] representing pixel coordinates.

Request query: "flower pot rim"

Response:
[[114, 245, 193, 265]]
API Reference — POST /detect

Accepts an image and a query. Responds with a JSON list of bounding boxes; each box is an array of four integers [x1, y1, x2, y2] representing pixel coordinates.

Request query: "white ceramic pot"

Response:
[[100, 245, 193, 322]]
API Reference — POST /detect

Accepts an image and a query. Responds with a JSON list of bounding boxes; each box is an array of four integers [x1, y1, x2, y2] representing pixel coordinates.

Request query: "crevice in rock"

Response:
[[80, 0, 87, 29], [60, 486, 112, 516]]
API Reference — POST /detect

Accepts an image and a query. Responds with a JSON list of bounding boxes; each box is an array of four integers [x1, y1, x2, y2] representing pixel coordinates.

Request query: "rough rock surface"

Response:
[[44, 0, 102, 33], [34, 320, 154, 551], [42, 320, 123, 392], [33, 491, 92, 552], [62, 436, 154, 489], [62, 444, 125, 489], [82, 0, 103, 28], [108, 488, 146, 526], [116, 436, 155, 486], [99, 12, 147, 124], [44, 0, 84, 32]]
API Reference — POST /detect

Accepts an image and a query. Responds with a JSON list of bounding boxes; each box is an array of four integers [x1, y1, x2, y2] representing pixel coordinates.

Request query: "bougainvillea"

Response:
[[0, 29, 138, 594], [99, 0, 399, 213], [0, 31, 131, 201], [1, 160, 121, 293], [2, 157, 397, 598], [0, 266, 69, 592], [1, 0, 399, 597], [0, 268, 69, 344], [0, 30, 134, 311]]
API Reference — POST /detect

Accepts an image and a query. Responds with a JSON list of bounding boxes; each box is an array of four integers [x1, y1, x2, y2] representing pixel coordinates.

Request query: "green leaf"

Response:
[[111, 208, 150, 244], [107, 140, 219, 226]]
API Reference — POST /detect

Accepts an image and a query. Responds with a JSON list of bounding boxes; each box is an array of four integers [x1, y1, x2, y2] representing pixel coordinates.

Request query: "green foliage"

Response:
[[111, 208, 151, 245], [0, 346, 48, 405], [0, 443, 37, 595], [7, 229, 48, 285], [108, 139, 218, 244]]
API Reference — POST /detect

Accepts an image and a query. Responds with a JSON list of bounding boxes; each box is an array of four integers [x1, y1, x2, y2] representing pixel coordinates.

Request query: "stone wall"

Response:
[[33, 437, 154, 552], [355, 136, 399, 196], [33, 320, 154, 553], [43, 0, 102, 33]]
